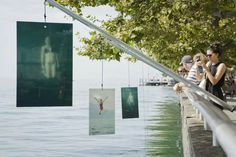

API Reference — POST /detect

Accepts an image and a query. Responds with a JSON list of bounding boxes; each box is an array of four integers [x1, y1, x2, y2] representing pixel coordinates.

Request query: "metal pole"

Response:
[[46, 0, 234, 111]]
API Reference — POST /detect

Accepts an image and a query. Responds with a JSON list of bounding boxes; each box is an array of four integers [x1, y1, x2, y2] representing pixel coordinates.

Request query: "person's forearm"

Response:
[[204, 68, 217, 85]]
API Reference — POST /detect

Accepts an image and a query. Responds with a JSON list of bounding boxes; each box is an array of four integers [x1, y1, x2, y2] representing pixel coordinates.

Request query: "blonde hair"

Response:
[[193, 53, 207, 64]]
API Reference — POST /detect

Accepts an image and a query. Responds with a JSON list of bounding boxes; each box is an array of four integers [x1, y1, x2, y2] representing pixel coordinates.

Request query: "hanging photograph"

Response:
[[17, 21, 73, 107], [121, 87, 139, 119], [89, 89, 115, 135]]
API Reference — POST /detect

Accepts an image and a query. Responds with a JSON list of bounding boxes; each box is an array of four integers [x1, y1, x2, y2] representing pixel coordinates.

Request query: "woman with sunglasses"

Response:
[[197, 43, 227, 110]]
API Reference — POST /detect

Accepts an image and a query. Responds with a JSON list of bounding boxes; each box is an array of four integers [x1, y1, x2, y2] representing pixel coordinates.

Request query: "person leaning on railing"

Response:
[[177, 66, 188, 78], [173, 53, 204, 93], [196, 42, 227, 110], [173, 55, 193, 92], [173, 53, 206, 93]]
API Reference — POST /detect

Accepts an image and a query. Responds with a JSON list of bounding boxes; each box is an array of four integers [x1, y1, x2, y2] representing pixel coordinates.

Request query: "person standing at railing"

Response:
[[174, 55, 193, 92], [174, 53, 207, 93], [177, 66, 188, 78], [197, 42, 227, 110]]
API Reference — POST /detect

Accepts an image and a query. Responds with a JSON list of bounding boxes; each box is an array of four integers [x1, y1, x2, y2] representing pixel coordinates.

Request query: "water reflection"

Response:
[[146, 100, 183, 157]]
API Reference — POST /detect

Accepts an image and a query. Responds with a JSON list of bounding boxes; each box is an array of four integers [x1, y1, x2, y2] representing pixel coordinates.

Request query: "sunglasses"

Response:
[[206, 54, 212, 57]]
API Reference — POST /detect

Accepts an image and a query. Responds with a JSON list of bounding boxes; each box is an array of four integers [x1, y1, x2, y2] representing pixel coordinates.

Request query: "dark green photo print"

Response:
[[17, 21, 73, 107], [121, 87, 139, 119]]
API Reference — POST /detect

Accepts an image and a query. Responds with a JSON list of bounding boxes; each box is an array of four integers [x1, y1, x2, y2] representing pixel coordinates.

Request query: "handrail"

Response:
[[184, 89, 236, 157], [46, 0, 234, 112]]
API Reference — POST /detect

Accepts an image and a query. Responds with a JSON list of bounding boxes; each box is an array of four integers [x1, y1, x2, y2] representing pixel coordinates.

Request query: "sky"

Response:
[[0, 0, 161, 87]]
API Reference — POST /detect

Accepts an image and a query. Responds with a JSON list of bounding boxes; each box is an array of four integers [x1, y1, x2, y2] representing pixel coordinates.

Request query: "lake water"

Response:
[[0, 79, 182, 157]]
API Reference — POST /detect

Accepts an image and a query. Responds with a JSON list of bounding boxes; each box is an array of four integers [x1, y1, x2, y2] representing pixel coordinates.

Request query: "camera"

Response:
[[197, 66, 203, 73], [196, 56, 203, 73]]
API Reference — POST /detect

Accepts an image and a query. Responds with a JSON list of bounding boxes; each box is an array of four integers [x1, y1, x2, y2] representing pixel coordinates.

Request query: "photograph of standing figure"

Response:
[[121, 87, 139, 119], [41, 36, 60, 79], [89, 89, 115, 135], [17, 21, 73, 107]]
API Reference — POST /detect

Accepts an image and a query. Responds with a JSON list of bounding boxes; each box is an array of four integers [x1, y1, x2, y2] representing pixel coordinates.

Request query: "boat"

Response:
[[139, 77, 176, 86]]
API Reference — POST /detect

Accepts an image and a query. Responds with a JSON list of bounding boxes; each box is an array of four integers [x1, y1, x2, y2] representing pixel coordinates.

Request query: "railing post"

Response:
[[195, 108, 199, 115], [193, 102, 203, 120], [199, 112, 203, 120], [204, 119, 210, 130], [213, 133, 219, 146]]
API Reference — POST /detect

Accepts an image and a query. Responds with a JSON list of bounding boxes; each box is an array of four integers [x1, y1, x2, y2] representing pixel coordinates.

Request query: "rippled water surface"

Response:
[[0, 80, 182, 157]]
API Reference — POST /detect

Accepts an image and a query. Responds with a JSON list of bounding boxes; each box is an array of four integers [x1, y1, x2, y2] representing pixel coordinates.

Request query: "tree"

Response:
[[56, 0, 236, 70]]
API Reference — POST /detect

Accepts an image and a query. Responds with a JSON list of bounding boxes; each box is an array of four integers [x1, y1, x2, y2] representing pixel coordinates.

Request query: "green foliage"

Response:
[[56, 0, 236, 70], [77, 31, 122, 61]]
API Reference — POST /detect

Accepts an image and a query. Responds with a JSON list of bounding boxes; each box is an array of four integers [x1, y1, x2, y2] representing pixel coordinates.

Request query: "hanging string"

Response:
[[100, 49, 104, 90], [128, 60, 130, 87], [101, 59, 104, 90], [44, 0, 47, 22], [44, 0, 47, 28], [142, 63, 147, 157]]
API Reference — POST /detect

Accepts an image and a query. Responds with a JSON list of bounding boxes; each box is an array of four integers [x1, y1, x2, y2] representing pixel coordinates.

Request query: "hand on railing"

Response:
[[173, 82, 188, 94]]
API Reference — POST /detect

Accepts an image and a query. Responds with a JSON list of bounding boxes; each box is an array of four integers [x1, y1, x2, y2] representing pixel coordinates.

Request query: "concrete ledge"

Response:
[[180, 96, 226, 157]]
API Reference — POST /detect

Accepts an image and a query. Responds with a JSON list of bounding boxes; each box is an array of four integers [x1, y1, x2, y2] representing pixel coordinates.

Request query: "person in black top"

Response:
[[197, 43, 227, 110]]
